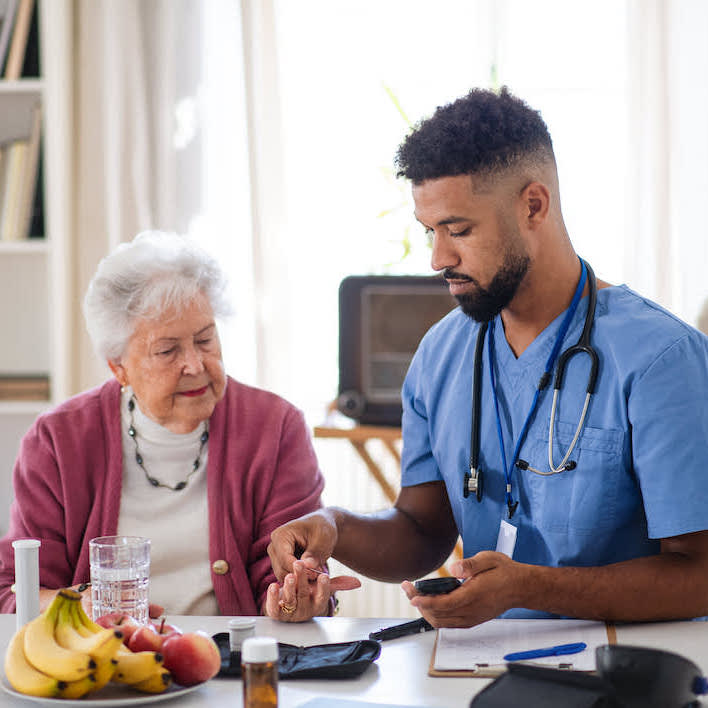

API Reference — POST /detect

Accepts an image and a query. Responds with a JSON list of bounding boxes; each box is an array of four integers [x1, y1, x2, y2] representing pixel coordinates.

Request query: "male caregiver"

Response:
[[268, 87, 708, 627]]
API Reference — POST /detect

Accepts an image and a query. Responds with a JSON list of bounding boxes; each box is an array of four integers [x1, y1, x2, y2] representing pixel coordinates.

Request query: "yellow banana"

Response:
[[59, 590, 124, 694], [68, 593, 168, 694], [72, 600, 99, 638], [91, 654, 120, 693], [55, 598, 120, 659], [4, 625, 65, 698], [23, 591, 95, 682], [73, 597, 123, 640], [86, 631, 124, 693], [112, 650, 165, 684], [132, 666, 172, 694], [56, 673, 98, 700]]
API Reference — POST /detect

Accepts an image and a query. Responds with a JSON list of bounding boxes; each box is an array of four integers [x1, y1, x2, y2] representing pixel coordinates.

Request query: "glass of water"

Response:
[[89, 535, 150, 624]]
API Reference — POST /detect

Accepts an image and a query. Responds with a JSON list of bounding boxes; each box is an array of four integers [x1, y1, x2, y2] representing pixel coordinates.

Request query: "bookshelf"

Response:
[[0, 0, 71, 534]]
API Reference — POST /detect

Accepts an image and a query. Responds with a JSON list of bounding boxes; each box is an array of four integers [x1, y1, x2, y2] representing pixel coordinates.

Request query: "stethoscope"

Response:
[[463, 258, 599, 519]]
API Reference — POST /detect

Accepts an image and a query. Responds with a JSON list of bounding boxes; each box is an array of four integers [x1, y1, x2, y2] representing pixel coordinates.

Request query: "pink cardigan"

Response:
[[0, 377, 324, 614]]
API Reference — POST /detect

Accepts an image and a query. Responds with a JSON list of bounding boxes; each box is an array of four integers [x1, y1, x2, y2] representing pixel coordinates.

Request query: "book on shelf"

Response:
[[0, 101, 41, 241], [3, 0, 32, 80], [18, 0, 36, 77], [27, 144, 43, 236], [0, 374, 50, 401], [0, 0, 19, 76], [0, 144, 4, 214], [0, 137, 28, 241], [15, 100, 40, 238]]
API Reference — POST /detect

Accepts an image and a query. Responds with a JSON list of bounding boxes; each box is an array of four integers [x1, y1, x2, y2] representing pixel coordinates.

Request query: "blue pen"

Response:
[[503, 641, 587, 662]]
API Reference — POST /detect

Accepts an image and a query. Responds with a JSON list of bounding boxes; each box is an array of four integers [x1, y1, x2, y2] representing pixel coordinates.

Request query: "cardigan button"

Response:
[[212, 559, 230, 575]]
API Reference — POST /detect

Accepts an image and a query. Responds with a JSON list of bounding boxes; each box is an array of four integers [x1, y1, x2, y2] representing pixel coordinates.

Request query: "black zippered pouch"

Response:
[[212, 633, 382, 679]]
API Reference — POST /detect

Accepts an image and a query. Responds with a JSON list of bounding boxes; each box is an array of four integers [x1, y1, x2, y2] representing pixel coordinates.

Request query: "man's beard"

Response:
[[450, 251, 530, 323]]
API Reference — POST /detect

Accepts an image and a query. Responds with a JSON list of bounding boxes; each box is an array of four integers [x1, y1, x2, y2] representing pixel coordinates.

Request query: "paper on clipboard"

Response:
[[430, 619, 614, 677]]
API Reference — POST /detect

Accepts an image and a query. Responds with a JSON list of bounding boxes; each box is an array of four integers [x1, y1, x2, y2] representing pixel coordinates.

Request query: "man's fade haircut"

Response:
[[394, 87, 555, 184]]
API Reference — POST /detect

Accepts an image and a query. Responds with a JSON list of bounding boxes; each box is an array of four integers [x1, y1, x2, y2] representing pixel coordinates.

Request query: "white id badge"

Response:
[[495, 519, 517, 558]]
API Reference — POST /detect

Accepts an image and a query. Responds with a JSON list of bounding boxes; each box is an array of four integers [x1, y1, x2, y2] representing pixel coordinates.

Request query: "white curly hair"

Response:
[[83, 230, 232, 362]]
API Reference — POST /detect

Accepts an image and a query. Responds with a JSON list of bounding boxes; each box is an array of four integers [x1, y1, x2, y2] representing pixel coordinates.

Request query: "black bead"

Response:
[[128, 399, 135, 412], [128, 426, 136, 437], [193, 460, 200, 470], [175, 481, 187, 491], [136, 453, 143, 465], [201, 431, 209, 443], [148, 477, 160, 487]]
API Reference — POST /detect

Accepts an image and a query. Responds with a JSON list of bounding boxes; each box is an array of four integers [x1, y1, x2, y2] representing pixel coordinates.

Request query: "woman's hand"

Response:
[[264, 560, 360, 622]]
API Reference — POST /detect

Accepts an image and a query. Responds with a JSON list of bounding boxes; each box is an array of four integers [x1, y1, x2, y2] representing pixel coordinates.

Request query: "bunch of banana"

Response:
[[5, 589, 107, 699], [4, 588, 172, 698]]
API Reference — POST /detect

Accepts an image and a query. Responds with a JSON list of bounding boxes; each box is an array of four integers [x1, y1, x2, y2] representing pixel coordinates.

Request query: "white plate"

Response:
[[1, 676, 204, 706]]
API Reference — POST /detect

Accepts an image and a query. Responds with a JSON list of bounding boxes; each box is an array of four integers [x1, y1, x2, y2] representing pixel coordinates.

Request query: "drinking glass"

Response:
[[89, 535, 150, 624]]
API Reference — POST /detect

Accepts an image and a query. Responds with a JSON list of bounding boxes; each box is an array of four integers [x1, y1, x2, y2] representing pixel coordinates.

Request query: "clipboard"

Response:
[[428, 620, 617, 678]]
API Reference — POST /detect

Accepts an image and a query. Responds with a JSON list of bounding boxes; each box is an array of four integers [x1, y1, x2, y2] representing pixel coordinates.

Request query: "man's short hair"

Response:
[[394, 86, 555, 184]]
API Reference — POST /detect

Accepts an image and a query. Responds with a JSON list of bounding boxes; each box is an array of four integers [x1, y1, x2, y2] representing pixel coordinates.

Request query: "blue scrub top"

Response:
[[401, 285, 708, 618]]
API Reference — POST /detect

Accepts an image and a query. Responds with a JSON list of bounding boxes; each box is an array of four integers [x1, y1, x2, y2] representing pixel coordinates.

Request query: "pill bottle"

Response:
[[228, 617, 256, 653], [241, 636, 278, 708]]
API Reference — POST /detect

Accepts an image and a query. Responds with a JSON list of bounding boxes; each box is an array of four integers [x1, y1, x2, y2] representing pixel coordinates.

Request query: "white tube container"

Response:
[[228, 617, 256, 652], [12, 539, 41, 630]]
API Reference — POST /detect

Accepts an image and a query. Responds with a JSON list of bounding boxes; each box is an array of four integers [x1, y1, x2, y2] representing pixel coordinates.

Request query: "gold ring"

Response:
[[279, 602, 296, 615]]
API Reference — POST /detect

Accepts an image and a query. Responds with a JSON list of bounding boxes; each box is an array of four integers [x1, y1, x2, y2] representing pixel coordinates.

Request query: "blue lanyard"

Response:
[[488, 259, 588, 518]]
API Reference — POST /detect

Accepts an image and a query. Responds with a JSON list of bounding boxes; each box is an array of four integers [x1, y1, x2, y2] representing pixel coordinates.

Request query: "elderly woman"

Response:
[[0, 231, 356, 621]]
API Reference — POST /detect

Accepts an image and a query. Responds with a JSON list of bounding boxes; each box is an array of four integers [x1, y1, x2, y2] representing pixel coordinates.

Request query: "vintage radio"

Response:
[[337, 275, 457, 426]]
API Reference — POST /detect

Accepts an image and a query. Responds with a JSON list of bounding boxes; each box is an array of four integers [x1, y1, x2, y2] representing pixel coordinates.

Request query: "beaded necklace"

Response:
[[127, 396, 209, 491]]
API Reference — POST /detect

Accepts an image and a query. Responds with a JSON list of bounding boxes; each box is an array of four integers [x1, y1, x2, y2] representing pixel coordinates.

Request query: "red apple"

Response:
[[95, 612, 140, 646], [151, 617, 182, 637], [128, 617, 182, 652], [161, 630, 221, 687], [128, 624, 163, 652]]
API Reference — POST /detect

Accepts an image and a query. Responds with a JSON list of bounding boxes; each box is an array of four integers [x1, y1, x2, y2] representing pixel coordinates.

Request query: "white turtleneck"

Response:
[[116, 387, 219, 615]]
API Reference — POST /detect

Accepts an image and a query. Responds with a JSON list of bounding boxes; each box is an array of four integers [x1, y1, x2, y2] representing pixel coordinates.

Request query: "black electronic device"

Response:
[[337, 274, 456, 426], [471, 645, 708, 708], [595, 645, 708, 708], [413, 577, 462, 595]]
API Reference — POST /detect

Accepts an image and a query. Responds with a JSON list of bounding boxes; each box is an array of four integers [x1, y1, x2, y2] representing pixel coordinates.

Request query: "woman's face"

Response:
[[109, 291, 226, 433]]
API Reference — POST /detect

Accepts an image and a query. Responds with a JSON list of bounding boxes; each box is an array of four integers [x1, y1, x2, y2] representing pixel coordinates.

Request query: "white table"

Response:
[[2, 614, 708, 707]]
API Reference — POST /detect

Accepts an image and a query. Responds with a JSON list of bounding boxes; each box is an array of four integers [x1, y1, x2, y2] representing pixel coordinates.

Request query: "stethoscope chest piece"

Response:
[[463, 467, 483, 502]]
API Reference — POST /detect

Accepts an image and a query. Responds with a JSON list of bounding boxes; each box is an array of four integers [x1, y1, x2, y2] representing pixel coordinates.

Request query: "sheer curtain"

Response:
[[70, 0, 708, 400], [73, 0, 158, 391]]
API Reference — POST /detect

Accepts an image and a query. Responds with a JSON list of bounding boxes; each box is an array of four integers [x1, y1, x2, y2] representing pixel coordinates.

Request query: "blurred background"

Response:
[[1, 0, 707, 617]]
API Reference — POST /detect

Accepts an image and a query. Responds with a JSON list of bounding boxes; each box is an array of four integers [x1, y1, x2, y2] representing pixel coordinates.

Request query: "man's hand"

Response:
[[401, 551, 524, 628], [403, 530, 708, 626], [263, 560, 360, 623], [267, 509, 339, 582]]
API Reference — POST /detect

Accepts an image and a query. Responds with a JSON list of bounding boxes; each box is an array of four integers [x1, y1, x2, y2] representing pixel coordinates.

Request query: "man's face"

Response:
[[412, 174, 530, 322]]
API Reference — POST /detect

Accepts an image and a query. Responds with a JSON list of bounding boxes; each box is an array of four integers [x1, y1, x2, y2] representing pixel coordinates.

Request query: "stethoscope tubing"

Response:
[[467, 258, 599, 512]]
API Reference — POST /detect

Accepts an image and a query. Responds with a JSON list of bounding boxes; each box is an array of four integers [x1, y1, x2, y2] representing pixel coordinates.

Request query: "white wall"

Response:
[[0, 408, 43, 535]]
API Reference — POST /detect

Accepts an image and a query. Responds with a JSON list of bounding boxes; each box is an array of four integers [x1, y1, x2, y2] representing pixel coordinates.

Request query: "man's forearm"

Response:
[[520, 551, 708, 621], [330, 506, 455, 582]]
